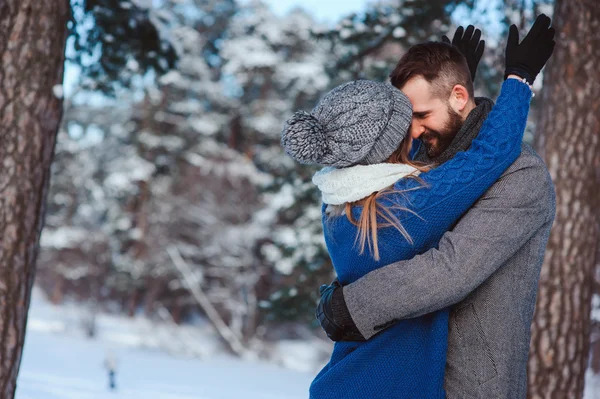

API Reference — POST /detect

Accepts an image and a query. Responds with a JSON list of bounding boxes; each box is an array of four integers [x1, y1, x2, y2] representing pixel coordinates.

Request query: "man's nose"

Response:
[[410, 122, 425, 139]]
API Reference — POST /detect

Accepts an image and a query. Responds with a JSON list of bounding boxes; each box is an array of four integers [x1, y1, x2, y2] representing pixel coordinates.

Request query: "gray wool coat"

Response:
[[342, 143, 556, 398]]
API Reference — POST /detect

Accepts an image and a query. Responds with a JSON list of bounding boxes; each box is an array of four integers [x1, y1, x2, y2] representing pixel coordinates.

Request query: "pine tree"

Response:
[[528, 0, 600, 396], [0, 1, 70, 396]]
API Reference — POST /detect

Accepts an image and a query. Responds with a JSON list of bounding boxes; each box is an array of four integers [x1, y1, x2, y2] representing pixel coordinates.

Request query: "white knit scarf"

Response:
[[312, 163, 421, 205]]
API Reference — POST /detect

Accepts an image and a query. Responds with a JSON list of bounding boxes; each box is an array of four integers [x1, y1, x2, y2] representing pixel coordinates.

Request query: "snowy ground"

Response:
[[16, 288, 316, 399], [13, 288, 600, 398], [17, 332, 314, 399], [585, 369, 600, 399]]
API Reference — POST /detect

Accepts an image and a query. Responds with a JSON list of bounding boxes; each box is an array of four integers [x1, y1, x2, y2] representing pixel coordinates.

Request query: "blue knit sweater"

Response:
[[310, 80, 532, 399]]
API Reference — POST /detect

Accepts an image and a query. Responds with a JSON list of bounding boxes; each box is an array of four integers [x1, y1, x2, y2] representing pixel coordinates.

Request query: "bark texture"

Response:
[[0, 1, 70, 397], [528, 0, 600, 397]]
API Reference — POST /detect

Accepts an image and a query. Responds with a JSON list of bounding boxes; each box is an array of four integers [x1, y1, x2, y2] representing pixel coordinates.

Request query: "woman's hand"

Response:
[[504, 14, 556, 84], [442, 25, 485, 81], [316, 280, 366, 342]]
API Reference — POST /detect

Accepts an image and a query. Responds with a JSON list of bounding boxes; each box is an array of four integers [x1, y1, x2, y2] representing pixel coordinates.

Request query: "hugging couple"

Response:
[[281, 14, 557, 399]]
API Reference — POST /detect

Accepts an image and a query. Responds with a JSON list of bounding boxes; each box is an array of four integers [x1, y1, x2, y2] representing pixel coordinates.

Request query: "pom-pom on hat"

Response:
[[281, 80, 413, 168]]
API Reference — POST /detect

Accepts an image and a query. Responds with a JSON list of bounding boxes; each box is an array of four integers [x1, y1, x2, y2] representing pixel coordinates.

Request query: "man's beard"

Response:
[[421, 106, 464, 158]]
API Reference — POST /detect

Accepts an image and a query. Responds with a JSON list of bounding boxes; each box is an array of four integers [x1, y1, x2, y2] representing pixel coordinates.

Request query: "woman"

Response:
[[280, 25, 553, 399]]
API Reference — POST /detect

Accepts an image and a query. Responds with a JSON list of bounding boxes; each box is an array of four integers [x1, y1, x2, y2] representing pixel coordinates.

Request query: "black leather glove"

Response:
[[442, 25, 485, 81], [504, 14, 556, 84], [316, 280, 366, 342]]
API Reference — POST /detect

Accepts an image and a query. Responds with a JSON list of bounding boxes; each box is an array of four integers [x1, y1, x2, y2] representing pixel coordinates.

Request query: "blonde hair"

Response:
[[326, 138, 432, 261]]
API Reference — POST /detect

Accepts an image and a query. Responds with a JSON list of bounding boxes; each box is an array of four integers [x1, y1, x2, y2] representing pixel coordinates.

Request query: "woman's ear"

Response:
[[448, 84, 470, 113]]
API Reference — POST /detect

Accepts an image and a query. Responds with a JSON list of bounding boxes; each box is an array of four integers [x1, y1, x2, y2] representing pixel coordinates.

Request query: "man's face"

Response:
[[401, 76, 464, 158]]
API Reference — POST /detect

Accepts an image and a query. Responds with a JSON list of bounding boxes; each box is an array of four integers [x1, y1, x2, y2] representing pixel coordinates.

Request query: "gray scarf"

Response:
[[413, 97, 494, 166]]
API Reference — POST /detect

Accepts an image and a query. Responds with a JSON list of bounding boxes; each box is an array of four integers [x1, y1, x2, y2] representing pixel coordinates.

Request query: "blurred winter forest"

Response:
[[36, 0, 599, 369]]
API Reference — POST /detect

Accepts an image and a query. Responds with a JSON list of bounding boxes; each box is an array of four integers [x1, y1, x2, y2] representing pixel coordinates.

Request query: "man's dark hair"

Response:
[[389, 42, 474, 100]]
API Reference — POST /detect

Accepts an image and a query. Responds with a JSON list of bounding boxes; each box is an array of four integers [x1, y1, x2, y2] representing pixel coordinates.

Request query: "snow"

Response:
[[592, 294, 600, 322], [14, 288, 600, 398], [392, 26, 407, 38], [53, 85, 64, 99], [36, 1, 600, 397], [16, 288, 315, 399], [183, 152, 272, 186], [275, 257, 295, 275], [190, 117, 221, 136], [585, 369, 600, 399], [40, 227, 91, 249], [103, 149, 156, 191], [157, 70, 184, 86], [138, 131, 186, 150], [277, 62, 329, 95], [17, 332, 314, 399], [340, 28, 352, 39], [222, 37, 281, 72], [271, 340, 328, 373]]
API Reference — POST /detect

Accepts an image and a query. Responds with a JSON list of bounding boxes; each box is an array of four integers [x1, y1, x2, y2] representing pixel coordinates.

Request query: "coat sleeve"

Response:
[[342, 151, 556, 340]]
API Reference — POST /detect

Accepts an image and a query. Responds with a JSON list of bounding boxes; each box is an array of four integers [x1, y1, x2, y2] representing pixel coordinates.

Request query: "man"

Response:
[[317, 16, 556, 398]]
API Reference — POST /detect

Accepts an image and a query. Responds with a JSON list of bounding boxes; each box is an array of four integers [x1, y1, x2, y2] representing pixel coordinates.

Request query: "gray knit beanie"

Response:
[[281, 80, 412, 168]]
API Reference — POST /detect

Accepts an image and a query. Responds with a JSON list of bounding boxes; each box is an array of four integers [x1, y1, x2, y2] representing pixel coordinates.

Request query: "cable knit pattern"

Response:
[[281, 80, 413, 167], [310, 79, 532, 399]]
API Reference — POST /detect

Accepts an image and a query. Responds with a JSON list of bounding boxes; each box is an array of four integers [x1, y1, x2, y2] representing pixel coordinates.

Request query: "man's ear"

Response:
[[448, 84, 470, 113]]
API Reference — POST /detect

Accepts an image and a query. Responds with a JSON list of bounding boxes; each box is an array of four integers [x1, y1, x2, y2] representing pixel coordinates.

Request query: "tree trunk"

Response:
[[528, 0, 600, 397], [0, 1, 70, 396]]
